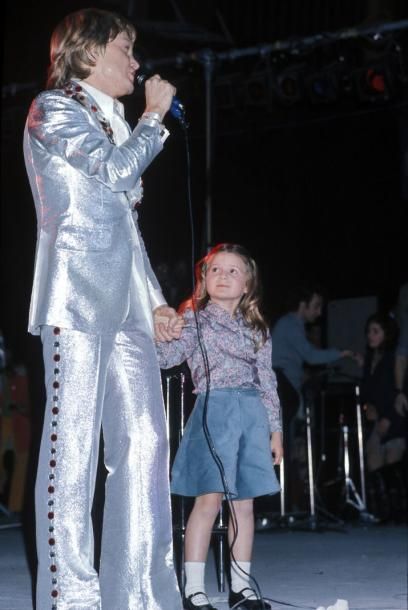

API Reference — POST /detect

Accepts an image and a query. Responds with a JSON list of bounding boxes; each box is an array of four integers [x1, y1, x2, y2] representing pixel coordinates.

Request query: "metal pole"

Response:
[[179, 372, 186, 592], [343, 424, 350, 501], [165, 375, 171, 442], [305, 404, 316, 519], [355, 385, 367, 507], [280, 458, 286, 517], [217, 503, 226, 592], [199, 50, 215, 252]]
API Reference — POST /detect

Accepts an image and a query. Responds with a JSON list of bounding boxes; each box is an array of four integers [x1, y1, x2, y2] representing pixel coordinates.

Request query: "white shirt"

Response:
[[78, 80, 169, 145], [78, 81, 130, 144]]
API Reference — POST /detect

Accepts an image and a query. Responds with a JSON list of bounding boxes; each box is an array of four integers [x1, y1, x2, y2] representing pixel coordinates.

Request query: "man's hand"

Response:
[[395, 391, 408, 417], [341, 350, 364, 367], [153, 305, 183, 342], [270, 431, 284, 465], [144, 74, 176, 120]]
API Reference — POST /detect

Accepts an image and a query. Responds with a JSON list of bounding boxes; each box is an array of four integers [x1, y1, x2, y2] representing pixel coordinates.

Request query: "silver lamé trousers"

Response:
[[36, 325, 182, 610]]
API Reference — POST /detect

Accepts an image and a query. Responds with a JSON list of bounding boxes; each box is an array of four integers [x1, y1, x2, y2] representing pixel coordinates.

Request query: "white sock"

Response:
[[230, 561, 256, 599], [184, 561, 208, 606]]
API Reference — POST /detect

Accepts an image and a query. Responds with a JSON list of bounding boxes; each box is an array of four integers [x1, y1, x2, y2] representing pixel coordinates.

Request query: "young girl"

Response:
[[156, 243, 283, 610]]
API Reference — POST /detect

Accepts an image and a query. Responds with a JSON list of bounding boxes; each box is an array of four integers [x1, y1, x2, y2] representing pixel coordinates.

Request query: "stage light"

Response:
[[275, 68, 302, 104], [306, 70, 338, 103], [355, 63, 391, 102], [245, 72, 269, 106], [366, 68, 386, 92]]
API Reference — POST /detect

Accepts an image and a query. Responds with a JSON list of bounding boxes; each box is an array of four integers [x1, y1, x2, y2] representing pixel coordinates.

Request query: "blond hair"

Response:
[[46, 8, 136, 89], [180, 243, 269, 349]]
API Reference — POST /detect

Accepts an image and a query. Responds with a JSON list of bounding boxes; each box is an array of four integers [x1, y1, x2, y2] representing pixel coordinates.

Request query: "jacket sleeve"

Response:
[[257, 335, 282, 433], [26, 91, 163, 193], [291, 323, 342, 365]]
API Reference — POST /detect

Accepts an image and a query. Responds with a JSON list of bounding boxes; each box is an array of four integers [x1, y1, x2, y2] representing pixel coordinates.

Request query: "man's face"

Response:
[[302, 293, 323, 323], [88, 31, 139, 98]]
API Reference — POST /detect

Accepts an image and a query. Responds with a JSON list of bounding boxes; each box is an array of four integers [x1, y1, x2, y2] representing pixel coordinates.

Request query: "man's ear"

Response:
[[85, 43, 99, 65]]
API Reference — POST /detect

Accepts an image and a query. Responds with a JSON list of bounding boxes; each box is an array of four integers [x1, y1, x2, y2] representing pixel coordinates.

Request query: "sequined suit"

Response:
[[24, 83, 182, 610]]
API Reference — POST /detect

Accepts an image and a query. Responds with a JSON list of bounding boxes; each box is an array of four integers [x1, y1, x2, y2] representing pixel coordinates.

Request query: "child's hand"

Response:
[[153, 305, 184, 341], [270, 431, 283, 465]]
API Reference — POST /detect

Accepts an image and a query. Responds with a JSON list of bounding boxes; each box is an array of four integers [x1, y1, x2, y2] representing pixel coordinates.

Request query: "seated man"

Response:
[[272, 282, 356, 512]]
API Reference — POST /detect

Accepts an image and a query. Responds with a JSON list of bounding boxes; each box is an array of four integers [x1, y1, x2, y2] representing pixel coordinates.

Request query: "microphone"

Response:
[[136, 73, 187, 127]]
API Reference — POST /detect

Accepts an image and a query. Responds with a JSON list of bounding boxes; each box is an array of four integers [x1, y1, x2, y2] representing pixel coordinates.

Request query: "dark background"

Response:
[[2, 0, 407, 581]]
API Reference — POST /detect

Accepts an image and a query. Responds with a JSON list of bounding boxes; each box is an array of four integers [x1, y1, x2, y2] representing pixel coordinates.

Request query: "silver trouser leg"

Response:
[[37, 326, 182, 610], [37, 326, 114, 610], [99, 329, 182, 610]]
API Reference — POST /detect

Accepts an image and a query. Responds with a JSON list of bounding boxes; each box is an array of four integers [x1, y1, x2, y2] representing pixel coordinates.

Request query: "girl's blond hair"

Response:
[[180, 243, 268, 348]]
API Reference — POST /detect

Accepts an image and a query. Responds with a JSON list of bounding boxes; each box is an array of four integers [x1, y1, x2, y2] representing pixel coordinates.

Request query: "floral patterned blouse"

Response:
[[156, 301, 282, 432]]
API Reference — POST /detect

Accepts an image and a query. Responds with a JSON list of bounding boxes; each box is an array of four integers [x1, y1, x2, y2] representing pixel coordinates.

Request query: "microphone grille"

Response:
[[136, 73, 146, 86]]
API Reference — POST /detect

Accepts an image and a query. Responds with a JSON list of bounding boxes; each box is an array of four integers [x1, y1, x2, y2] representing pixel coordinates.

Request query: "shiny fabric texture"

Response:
[[23, 83, 166, 336], [38, 325, 182, 610], [25, 82, 181, 609]]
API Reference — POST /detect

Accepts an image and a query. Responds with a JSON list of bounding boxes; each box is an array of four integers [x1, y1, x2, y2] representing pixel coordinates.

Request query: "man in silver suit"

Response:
[[24, 8, 183, 610]]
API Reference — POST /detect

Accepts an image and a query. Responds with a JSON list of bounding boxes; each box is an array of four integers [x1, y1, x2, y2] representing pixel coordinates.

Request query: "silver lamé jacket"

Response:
[[24, 84, 166, 336]]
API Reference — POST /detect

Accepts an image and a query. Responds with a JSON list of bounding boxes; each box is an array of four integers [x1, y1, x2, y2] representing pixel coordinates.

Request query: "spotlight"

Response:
[[355, 63, 391, 102], [306, 71, 338, 103], [275, 68, 302, 104]]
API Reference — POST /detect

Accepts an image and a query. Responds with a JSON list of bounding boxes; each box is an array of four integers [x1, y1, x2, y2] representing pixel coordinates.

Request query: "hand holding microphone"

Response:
[[137, 73, 187, 127]]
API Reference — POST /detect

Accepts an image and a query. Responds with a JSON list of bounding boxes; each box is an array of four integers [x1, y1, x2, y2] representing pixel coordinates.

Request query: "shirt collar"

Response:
[[75, 80, 125, 121], [205, 300, 244, 324]]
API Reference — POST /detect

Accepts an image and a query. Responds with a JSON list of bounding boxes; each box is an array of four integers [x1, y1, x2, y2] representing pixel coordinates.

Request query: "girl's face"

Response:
[[205, 252, 249, 315], [367, 322, 385, 349]]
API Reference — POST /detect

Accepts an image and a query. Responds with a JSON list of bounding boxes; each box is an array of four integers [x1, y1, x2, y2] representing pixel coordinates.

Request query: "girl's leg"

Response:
[[228, 499, 271, 608], [184, 493, 223, 608], [228, 499, 254, 561], [228, 499, 254, 595]]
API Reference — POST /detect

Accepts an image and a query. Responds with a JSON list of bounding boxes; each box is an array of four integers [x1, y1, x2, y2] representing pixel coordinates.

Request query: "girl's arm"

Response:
[[155, 308, 198, 369], [256, 335, 282, 433]]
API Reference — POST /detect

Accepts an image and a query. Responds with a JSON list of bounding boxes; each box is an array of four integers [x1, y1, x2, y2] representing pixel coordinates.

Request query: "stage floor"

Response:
[[0, 523, 406, 610]]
